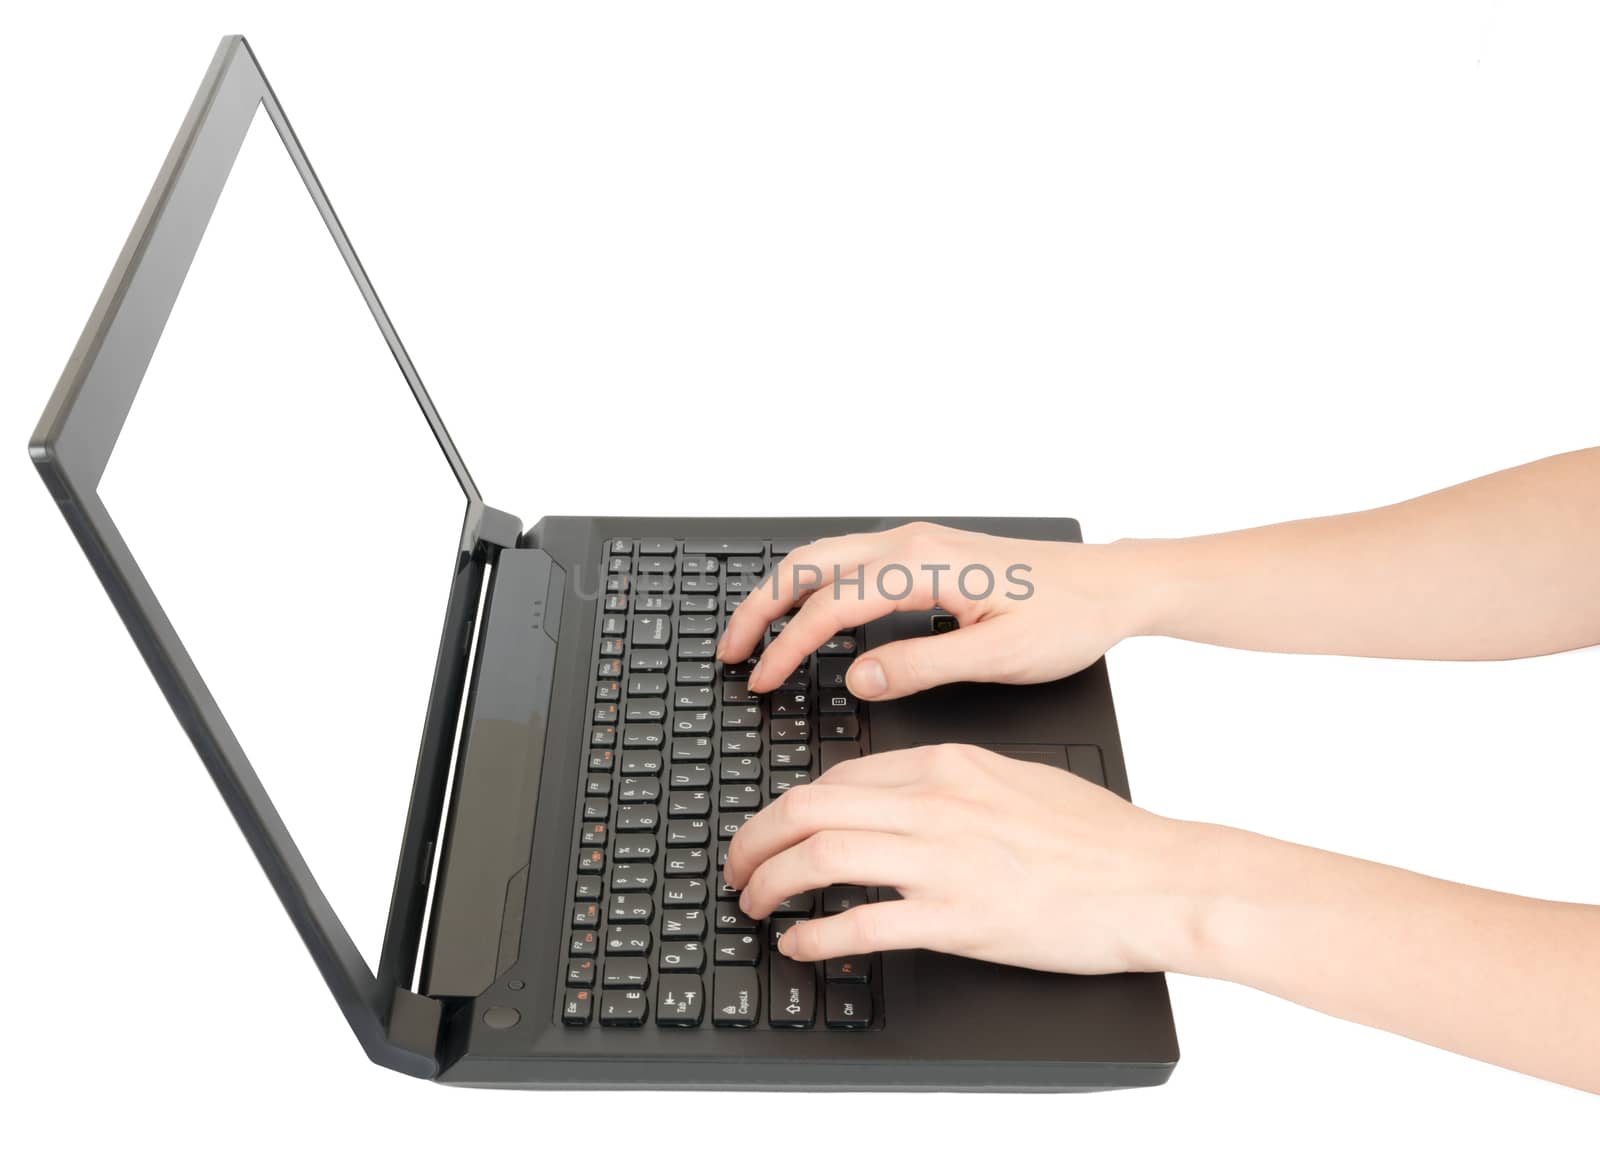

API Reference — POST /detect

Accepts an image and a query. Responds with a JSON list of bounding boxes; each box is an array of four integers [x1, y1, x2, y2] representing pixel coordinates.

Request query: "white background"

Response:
[[3, 2, 1597, 1148]]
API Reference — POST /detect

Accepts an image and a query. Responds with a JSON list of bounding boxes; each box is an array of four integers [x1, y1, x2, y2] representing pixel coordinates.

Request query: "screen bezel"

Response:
[[29, 35, 486, 1076]]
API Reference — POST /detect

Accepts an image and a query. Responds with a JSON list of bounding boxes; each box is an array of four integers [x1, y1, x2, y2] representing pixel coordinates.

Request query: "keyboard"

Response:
[[558, 536, 883, 1030]]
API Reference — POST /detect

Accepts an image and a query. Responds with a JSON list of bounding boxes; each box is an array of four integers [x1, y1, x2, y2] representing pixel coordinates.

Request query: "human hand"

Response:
[[716, 522, 1153, 698], [722, 743, 1207, 974]]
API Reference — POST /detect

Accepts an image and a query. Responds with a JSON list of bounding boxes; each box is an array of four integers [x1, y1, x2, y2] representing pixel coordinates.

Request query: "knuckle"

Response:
[[779, 782, 821, 824], [850, 904, 889, 953], [806, 829, 852, 873]]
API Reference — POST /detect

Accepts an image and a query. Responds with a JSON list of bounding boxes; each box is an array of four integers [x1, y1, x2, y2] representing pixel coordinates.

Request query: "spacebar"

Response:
[[682, 538, 765, 555]]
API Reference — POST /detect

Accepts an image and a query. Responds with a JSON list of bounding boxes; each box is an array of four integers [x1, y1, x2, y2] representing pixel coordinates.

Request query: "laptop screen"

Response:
[[97, 103, 469, 970]]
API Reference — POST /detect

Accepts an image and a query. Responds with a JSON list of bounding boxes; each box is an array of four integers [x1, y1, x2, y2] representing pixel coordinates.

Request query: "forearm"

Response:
[[1168, 823, 1600, 1093], [1118, 447, 1600, 660]]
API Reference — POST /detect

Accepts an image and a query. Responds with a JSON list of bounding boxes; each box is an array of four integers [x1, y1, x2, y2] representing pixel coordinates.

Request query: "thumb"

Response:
[[845, 618, 1022, 701]]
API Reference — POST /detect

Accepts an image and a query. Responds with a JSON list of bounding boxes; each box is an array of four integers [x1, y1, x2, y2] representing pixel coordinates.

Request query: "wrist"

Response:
[[1096, 536, 1194, 641], [1132, 818, 1274, 980]]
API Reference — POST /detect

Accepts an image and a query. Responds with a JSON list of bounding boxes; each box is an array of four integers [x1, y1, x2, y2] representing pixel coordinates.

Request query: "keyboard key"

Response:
[[672, 711, 714, 736], [771, 717, 810, 742], [665, 846, 710, 876], [637, 557, 674, 575], [601, 615, 626, 637], [580, 822, 607, 846], [715, 900, 756, 931], [722, 731, 761, 755], [617, 777, 660, 802], [661, 908, 707, 940], [678, 637, 716, 660], [677, 662, 715, 685], [721, 705, 761, 728], [768, 743, 810, 769], [627, 674, 667, 696], [680, 556, 719, 575], [657, 978, 705, 1026], [577, 846, 606, 872], [771, 538, 810, 555], [623, 700, 664, 723], [825, 984, 871, 1028], [590, 727, 617, 748], [611, 865, 654, 891], [562, 988, 594, 1024], [714, 932, 761, 965], [639, 538, 677, 555], [593, 703, 618, 724], [769, 953, 817, 1028], [630, 651, 669, 672], [719, 756, 761, 782], [615, 805, 658, 831], [567, 958, 597, 986], [587, 749, 614, 771], [717, 812, 754, 838], [574, 876, 603, 900], [595, 681, 621, 702], [600, 989, 649, 1025], [572, 902, 600, 928], [668, 790, 711, 817], [633, 616, 671, 647], [769, 770, 811, 795], [819, 742, 860, 772], [671, 736, 714, 763], [818, 634, 859, 656], [610, 894, 654, 923], [817, 657, 850, 688], [721, 681, 757, 704], [726, 557, 765, 574], [770, 691, 808, 716], [663, 878, 708, 906], [621, 751, 662, 775], [719, 783, 762, 811], [823, 885, 869, 915], [569, 930, 598, 956], [668, 764, 712, 788], [820, 715, 860, 741], [606, 927, 652, 955], [679, 615, 718, 637], [713, 969, 760, 1027], [680, 595, 717, 613], [659, 940, 706, 973], [680, 576, 719, 594], [667, 819, 711, 846], [613, 834, 657, 861], [675, 686, 714, 710], [610, 539, 635, 556], [603, 958, 651, 988], [773, 891, 816, 916], [684, 539, 763, 555], [623, 724, 665, 749], [825, 954, 872, 983]]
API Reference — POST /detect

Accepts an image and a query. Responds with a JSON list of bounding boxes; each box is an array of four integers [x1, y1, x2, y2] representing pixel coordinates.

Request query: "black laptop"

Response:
[[29, 36, 1177, 1090]]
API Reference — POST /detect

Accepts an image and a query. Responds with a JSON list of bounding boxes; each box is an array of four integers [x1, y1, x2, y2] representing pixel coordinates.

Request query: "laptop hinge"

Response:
[[386, 987, 443, 1069], [473, 506, 522, 555]]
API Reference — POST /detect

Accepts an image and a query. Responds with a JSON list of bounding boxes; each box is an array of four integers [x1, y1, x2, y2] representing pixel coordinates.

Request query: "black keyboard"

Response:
[[558, 537, 883, 1029]]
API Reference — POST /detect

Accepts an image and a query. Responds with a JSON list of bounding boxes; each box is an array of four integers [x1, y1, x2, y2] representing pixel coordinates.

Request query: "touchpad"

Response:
[[980, 743, 1107, 787]]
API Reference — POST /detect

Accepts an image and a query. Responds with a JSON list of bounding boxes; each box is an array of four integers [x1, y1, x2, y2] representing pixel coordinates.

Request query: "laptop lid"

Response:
[[29, 36, 497, 1076]]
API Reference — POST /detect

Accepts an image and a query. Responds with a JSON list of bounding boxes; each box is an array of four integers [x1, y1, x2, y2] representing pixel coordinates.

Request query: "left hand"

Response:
[[723, 743, 1207, 974]]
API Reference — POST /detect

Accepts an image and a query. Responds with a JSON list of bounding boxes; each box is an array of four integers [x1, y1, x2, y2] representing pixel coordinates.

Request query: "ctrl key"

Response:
[[712, 967, 760, 1027], [600, 988, 649, 1026], [825, 984, 872, 1029]]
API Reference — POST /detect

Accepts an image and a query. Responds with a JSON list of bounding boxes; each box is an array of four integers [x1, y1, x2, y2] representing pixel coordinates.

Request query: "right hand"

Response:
[[716, 522, 1154, 699]]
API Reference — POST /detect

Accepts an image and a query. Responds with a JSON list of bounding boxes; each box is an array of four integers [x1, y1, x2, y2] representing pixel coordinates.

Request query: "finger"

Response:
[[738, 830, 939, 918], [717, 533, 889, 662], [777, 898, 960, 961], [845, 617, 1026, 701], [748, 558, 958, 692], [722, 782, 923, 890]]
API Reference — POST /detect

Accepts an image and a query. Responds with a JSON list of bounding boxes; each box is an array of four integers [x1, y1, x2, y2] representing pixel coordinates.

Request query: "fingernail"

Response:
[[715, 637, 729, 661], [848, 658, 886, 698], [749, 658, 764, 687], [777, 931, 796, 957]]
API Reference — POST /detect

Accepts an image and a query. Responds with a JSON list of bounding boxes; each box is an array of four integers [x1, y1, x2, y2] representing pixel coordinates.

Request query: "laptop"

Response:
[[28, 36, 1177, 1090]]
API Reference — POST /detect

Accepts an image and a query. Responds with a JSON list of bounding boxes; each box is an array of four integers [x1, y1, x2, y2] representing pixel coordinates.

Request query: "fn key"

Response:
[[825, 984, 871, 1029]]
